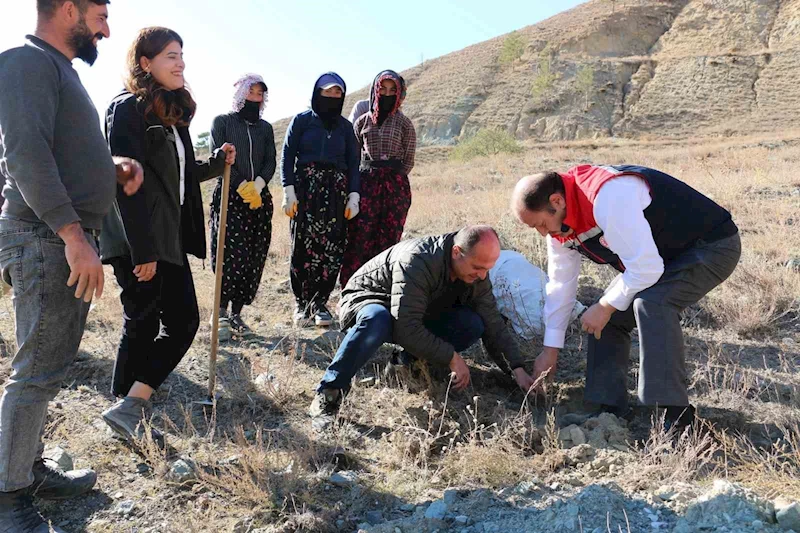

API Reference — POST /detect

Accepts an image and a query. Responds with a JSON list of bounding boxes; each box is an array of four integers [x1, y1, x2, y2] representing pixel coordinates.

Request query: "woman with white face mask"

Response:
[[209, 73, 276, 339]]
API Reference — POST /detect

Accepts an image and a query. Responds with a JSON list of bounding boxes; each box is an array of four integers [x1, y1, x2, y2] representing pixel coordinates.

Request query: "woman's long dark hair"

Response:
[[124, 27, 197, 127]]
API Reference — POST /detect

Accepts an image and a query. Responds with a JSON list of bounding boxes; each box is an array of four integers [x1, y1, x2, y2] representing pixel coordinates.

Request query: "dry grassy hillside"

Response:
[[272, 0, 800, 147], [1, 132, 798, 532]]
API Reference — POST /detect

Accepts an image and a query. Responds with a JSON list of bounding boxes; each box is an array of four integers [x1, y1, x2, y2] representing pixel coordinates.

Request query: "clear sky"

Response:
[[0, 0, 585, 138]]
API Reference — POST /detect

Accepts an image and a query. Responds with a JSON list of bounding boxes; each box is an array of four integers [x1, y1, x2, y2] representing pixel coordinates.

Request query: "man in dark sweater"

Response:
[[511, 165, 741, 433], [0, 1, 142, 530]]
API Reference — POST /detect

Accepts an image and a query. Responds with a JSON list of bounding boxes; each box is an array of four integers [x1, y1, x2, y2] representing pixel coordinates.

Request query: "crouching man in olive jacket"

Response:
[[310, 225, 537, 429]]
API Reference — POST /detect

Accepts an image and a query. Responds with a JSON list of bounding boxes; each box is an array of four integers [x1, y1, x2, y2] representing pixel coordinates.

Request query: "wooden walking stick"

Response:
[[204, 162, 232, 403]]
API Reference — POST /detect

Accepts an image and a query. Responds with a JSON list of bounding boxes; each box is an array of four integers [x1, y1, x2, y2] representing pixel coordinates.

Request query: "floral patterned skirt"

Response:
[[290, 163, 348, 309], [210, 182, 272, 307], [339, 166, 411, 287]]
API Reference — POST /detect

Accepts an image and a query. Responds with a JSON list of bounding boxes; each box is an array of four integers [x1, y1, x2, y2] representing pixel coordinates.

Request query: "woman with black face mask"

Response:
[[340, 70, 417, 287], [280, 72, 360, 327], [208, 73, 276, 339]]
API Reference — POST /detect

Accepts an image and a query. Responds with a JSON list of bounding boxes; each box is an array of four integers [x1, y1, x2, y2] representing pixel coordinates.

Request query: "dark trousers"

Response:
[[317, 304, 484, 392], [585, 233, 742, 409], [109, 254, 199, 397]]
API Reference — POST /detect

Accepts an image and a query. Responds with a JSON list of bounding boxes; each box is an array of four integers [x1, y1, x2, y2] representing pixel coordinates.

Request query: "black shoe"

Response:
[[383, 350, 418, 381], [0, 489, 63, 532], [29, 458, 96, 501], [309, 389, 341, 432], [663, 405, 696, 434], [313, 305, 333, 327], [229, 314, 253, 337]]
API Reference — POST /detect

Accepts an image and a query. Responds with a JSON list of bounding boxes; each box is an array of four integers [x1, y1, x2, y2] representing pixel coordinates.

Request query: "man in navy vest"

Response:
[[510, 165, 741, 431]]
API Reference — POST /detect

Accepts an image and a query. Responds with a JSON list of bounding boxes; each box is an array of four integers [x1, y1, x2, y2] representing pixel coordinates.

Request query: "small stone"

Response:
[[335, 520, 345, 529], [168, 459, 196, 484], [135, 463, 150, 474], [329, 471, 358, 487], [455, 515, 469, 525], [566, 503, 579, 517], [786, 258, 800, 272], [443, 489, 459, 505], [569, 426, 586, 445], [356, 523, 370, 531], [113, 492, 123, 499], [550, 482, 560, 491], [400, 503, 415, 512], [776, 501, 800, 531], [425, 500, 448, 520], [254, 373, 274, 387], [561, 413, 590, 426], [115, 500, 135, 516], [365, 511, 383, 525], [751, 520, 763, 529], [232, 517, 254, 533], [43, 446, 73, 471], [359, 376, 376, 387]]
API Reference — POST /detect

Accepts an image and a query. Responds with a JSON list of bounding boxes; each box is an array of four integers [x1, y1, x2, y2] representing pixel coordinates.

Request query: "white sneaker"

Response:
[[314, 306, 333, 327], [217, 317, 232, 341]]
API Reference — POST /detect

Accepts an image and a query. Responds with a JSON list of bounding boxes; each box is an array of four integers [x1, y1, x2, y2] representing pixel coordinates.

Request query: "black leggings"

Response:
[[109, 254, 199, 397]]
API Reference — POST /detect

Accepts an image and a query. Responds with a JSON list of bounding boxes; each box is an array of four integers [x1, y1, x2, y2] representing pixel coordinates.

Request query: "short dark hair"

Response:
[[520, 171, 564, 213], [454, 225, 499, 256], [37, 0, 109, 19]]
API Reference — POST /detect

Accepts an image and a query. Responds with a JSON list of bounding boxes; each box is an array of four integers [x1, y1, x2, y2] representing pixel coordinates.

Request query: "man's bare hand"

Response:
[[448, 352, 471, 391], [533, 347, 559, 394], [580, 300, 616, 340], [512, 367, 536, 393], [58, 223, 103, 302], [113, 156, 144, 196]]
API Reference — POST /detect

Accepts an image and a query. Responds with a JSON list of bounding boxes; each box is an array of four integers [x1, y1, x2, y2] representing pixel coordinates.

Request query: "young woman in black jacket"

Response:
[[209, 73, 276, 339], [99, 27, 235, 444]]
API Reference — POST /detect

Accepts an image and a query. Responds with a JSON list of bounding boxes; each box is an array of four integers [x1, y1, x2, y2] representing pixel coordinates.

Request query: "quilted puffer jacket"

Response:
[[338, 233, 525, 372]]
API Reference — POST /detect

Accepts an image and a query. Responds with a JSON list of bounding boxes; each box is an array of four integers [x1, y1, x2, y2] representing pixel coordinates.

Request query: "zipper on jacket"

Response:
[[247, 124, 255, 180]]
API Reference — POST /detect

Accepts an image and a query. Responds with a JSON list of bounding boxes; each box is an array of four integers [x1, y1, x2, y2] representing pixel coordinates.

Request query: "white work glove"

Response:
[[282, 185, 298, 218], [344, 192, 360, 220], [254, 176, 266, 194]]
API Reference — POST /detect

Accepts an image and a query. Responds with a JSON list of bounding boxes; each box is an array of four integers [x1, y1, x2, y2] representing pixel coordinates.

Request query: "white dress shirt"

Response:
[[543, 175, 665, 349]]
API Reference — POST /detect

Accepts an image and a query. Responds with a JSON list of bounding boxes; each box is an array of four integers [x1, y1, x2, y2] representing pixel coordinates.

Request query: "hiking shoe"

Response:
[[228, 314, 253, 337], [0, 488, 64, 532], [663, 404, 696, 434], [309, 389, 341, 432], [383, 349, 418, 382], [217, 316, 232, 342], [29, 459, 96, 501], [101, 396, 164, 448], [313, 305, 333, 327]]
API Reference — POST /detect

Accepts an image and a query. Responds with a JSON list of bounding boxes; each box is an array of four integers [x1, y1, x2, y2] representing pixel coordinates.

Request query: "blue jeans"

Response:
[[317, 304, 485, 392], [0, 218, 96, 491]]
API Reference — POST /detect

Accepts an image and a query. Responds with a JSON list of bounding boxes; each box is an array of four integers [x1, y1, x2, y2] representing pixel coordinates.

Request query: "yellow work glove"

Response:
[[282, 185, 298, 218], [237, 181, 259, 204], [248, 194, 263, 210]]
